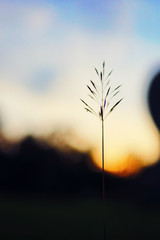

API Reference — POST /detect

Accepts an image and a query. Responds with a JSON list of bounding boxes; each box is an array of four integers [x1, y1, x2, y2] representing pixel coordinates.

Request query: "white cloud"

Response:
[[24, 8, 56, 35]]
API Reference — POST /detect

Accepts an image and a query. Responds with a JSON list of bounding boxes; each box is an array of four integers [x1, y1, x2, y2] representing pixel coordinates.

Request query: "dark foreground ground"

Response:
[[0, 135, 160, 240], [0, 196, 160, 240]]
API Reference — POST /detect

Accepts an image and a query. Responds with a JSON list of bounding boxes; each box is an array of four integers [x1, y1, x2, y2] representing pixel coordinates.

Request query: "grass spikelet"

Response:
[[109, 98, 123, 113], [87, 85, 95, 95], [95, 67, 99, 76], [103, 61, 105, 75], [90, 80, 99, 94], [112, 85, 122, 92], [105, 86, 111, 100], [100, 72, 103, 81]]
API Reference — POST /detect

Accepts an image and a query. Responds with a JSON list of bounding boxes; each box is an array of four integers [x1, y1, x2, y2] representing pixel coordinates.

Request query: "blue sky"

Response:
[[54, 0, 160, 42]]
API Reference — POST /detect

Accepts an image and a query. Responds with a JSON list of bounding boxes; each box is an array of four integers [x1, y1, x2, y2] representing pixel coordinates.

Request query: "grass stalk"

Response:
[[81, 61, 123, 240], [101, 67, 106, 239], [102, 118, 106, 240]]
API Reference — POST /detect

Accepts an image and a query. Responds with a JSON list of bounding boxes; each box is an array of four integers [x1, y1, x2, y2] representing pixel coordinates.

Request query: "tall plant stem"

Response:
[[81, 61, 123, 240], [102, 118, 106, 240], [101, 70, 106, 240]]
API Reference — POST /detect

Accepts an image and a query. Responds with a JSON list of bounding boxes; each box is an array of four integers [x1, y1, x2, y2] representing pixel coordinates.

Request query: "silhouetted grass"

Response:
[[81, 61, 123, 239]]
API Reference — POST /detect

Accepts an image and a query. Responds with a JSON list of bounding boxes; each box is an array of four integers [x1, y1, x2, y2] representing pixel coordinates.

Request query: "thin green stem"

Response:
[[102, 119, 106, 240], [101, 74, 106, 240]]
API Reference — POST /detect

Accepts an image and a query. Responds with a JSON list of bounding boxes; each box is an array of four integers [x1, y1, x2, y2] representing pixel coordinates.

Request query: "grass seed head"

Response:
[[81, 61, 123, 120]]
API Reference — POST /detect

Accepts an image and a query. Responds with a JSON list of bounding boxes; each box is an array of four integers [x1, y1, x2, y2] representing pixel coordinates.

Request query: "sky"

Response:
[[0, 0, 159, 174]]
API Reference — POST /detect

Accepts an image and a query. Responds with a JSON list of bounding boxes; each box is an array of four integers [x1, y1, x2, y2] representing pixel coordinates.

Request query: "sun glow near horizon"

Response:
[[85, 115, 159, 176]]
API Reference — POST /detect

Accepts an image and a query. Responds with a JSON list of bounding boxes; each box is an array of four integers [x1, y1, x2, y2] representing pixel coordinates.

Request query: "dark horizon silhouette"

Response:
[[0, 133, 159, 205], [0, 70, 159, 203]]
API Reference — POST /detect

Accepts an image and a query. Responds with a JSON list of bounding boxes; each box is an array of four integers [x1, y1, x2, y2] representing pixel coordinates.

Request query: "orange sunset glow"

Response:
[[91, 146, 147, 177]]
